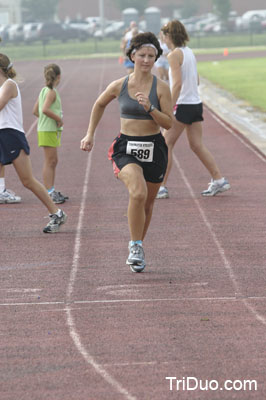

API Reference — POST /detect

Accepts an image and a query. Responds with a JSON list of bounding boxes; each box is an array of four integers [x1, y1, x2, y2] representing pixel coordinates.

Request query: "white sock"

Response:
[[0, 178, 5, 193], [215, 177, 225, 185], [56, 209, 62, 217]]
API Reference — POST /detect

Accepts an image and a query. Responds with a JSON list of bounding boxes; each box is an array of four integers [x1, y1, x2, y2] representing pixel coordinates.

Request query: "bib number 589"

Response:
[[126, 141, 154, 162]]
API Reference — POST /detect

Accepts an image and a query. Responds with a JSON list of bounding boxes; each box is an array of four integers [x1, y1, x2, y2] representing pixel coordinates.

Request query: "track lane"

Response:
[[0, 57, 265, 399]]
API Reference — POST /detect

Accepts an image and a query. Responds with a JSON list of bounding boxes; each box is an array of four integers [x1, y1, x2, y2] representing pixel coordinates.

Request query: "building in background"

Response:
[[0, 0, 22, 24]]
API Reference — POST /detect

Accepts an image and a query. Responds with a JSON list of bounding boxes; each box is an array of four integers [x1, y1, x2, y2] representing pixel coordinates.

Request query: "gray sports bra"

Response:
[[118, 75, 161, 120]]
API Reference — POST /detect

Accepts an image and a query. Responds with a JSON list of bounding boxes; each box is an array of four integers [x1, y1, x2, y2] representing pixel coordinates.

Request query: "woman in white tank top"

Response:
[[156, 20, 230, 199], [0, 53, 67, 232]]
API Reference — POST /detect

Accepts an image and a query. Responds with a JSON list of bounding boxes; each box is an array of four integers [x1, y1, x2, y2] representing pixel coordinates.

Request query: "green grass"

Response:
[[189, 32, 266, 49], [3, 33, 266, 61], [197, 57, 266, 112], [2, 38, 121, 61]]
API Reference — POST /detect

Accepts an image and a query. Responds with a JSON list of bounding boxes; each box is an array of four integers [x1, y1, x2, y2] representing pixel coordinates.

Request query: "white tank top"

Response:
[[0, 78, 24, 132], [169, 47, 201, 105]]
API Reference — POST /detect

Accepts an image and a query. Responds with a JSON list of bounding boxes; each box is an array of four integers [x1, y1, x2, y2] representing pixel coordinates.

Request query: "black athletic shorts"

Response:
[[108, 132, 168, 183], [175, 103, 204, 125], [0, 128, 30, 165]]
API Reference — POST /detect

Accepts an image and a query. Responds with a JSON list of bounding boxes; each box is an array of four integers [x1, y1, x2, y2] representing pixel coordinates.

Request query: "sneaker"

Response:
[[156, 186, 169, 199], [49, 190, 65, 204], [43, 209, 67, 233], [201, 178, 231, 196], [126, 242, 146, 272], [60, 191, 69, 200], [0, 189, 21, 204]]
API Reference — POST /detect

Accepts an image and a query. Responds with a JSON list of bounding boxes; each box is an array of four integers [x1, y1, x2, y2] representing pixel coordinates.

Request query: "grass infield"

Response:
[[197, 57, 266, 112]]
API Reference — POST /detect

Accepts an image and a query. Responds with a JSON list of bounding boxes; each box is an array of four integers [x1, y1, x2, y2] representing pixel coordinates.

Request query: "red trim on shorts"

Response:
[[112, 160, 120, 177], [108, 139, 115, 161], [108, 136, 121, 178]]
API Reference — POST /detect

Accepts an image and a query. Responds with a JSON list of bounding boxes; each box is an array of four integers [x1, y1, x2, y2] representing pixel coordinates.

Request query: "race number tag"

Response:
[[126, 141, 154, 162]]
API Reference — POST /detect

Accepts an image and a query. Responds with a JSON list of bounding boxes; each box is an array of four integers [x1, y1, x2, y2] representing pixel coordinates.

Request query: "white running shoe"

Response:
[[201, 178, 231, 196], [126, 242, 146, 272], [0, 189, 21, 204], [43, 209, 67, 233], [156, 186, 169, 199]]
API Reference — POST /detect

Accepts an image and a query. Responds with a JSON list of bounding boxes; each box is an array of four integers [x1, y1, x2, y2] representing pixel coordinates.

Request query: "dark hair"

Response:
[[44, 63, 61, 89], [126, 32, 163, 62], [0, 54, 16, 79], [161, 20, 189, 47]]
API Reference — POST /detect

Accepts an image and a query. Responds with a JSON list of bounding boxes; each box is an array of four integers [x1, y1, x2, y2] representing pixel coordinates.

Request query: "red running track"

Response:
[[0, 57, 266, 400]]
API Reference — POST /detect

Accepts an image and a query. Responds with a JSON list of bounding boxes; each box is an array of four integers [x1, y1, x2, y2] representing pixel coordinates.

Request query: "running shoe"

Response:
[[49, 190, 65, 204], [0, 189, 21, 204], [156, 186, 169, 199], [60, 191, 69, 200], [201, 178, 231, 196], [43, 209, 67, 233], [126, 243, 146, 272]]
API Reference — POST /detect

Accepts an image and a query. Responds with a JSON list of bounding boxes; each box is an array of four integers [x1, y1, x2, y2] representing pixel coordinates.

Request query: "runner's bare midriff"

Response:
[[120, 118, 160, 136]]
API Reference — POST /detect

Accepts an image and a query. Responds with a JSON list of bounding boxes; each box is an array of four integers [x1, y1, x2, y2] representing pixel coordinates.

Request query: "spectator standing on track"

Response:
[[156, 20, 230, 199], [0, 54, 67, 233], [154, 30, 170, 82], [33, 63, 68, 204], [121, 26, 139, 74], [81, 32, 172, 272]]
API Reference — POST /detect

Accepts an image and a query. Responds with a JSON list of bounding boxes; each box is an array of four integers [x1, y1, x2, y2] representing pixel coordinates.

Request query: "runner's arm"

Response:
[[80, 80, 120, 152], [0, 80, 17, 111], [168, 49, 183, 107]]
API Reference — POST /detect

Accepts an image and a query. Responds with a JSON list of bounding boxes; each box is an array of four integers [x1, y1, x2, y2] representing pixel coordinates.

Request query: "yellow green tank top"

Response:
[[37, 87, 62, 132]]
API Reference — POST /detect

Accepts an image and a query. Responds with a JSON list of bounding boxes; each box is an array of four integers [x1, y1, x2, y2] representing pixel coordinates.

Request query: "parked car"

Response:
[[94, 20, 125, 39], [261, 19, 266, 30], [7, 24, 24, 42], [61, 23, 89, 41], [23, 22, 39, 43], [36, 22, 88, 42], [66, 19, 95, 36], [236, 9, 266, 30], [0, 25, 10, 43]]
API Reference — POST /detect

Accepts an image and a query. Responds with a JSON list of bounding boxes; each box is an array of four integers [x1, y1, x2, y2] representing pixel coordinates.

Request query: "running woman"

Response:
[[81, 32, 172, 272], [0, 54, 67, 233], [157, 20, 230, 199], [33, 63, 67, 204]]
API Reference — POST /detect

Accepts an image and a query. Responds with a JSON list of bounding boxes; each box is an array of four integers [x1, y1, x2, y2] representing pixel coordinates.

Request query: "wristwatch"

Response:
[[148, 104, 156, 113]]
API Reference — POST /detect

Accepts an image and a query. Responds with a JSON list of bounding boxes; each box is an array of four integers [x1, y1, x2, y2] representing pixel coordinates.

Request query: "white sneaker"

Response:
[[156, 186, 169, 199], [0, 189, 21, 204], [126, 242, 146, 272], [43, 209, 67, 233], [201, 178, 231, 196]]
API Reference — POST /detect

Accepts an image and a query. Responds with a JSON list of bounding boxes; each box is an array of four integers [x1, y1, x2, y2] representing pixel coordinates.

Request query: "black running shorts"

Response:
[[0, 128, 30, 165], [108, 133, 168, 183], [175, 103, 204, 125]]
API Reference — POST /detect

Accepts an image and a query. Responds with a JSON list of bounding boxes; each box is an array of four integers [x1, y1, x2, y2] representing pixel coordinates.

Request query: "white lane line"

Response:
[[173, 153, 266, 326], [206, 107, 266, 163], [25, 120, 37, 138], [64, 58, 137, 400], [1, 295, 265, 307]]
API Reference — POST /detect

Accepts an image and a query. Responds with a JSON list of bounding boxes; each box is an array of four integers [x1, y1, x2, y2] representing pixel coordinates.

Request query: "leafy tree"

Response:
[[22, 0, 59, 22], [212, 0, 231, 24], [112, 0, 149, 17], [181, 0, 199, 19]]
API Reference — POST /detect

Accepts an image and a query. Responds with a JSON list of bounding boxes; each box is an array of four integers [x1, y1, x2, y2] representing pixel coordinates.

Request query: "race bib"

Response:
[[126, 141, 154, 162]]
